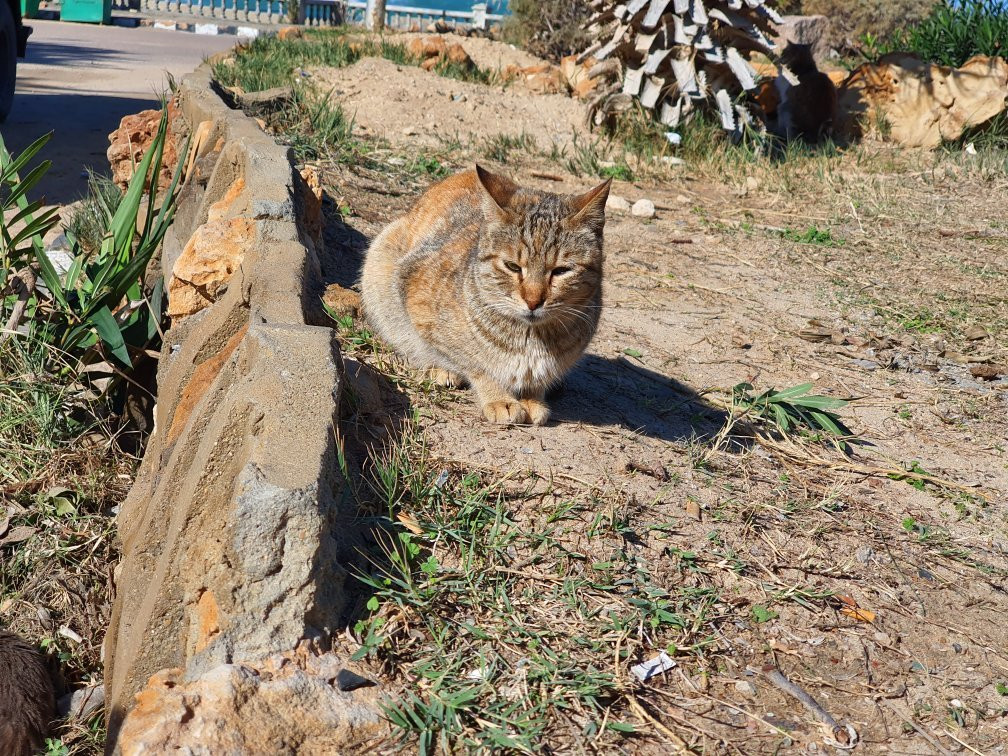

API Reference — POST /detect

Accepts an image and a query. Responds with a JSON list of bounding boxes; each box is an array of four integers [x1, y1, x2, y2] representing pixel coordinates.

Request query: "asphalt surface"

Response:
[[1, 19, 235, 204]]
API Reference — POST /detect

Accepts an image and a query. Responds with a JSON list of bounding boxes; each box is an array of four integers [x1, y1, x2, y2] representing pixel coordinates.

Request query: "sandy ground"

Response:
[[312, 57, 587, 151], [230, 29, 1008, 752]]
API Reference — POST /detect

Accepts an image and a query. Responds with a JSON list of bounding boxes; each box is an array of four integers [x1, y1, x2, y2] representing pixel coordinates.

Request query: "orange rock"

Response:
[[277, 26, 303, 41], [166, 323, 248, 445], [573, 77, 600, 100], [298, 166, 323, 245], [194, 590, 221, 653], [117, 654, 382, 756], [521, 65, 568, 95], [754, 79, 780, 118], [837, 53, 1008, 147], [107, 99, 182, 192], [167, 217, 256, 318], [322, 284, 361, 318], [445, 43, 474, 68], [408, 35, 447, 59], [206, 176, 246, 224]]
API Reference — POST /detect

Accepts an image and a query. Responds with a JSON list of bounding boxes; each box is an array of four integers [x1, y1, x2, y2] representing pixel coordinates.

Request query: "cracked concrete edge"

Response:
[[103, 60, 363, 749]]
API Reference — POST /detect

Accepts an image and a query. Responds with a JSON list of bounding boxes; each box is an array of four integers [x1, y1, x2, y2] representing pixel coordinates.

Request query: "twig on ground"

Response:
[[758, 665, 858, 749], [881, 700, 956, 756], [626, 694, 689, 753]]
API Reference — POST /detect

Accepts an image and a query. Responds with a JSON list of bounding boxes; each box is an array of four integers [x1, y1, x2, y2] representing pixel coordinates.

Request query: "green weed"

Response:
[[779, 225, 844, 247], [869, 0, 1008, 68], [63, 171, 123, 256]]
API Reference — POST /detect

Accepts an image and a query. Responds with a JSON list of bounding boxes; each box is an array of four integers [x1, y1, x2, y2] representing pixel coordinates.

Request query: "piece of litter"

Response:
[[58, 626, 84, 644], [665, 131, 682, 145], [630, 651, 676, 682]]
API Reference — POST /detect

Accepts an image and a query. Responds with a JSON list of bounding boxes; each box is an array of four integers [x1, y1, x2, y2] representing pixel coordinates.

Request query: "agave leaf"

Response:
[[768, 383, 814, 401], [4, 161, 53, 210], [788, 394, 848, 410], [0, 132, 53, 189], [90, 305, 132, 367]]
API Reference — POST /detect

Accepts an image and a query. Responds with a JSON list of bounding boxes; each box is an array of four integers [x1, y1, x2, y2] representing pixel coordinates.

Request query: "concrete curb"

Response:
[[101, 61, 381, 750]]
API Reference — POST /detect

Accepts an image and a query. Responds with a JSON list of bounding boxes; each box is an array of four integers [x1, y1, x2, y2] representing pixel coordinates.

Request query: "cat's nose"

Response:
[[523, 293, 545, 311]]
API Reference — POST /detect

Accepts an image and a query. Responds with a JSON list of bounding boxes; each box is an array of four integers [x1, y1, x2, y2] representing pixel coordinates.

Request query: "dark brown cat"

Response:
[[0, 631, 55, 755], [776, 43, 837, 143]]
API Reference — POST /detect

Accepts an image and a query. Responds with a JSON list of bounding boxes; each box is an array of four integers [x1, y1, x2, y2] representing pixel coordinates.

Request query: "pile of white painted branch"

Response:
[[581, 0, 783, 136]]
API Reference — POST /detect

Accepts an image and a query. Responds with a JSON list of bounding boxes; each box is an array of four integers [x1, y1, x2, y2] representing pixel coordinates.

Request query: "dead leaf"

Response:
[[964, 325, 989, 341], [397, 512, 424, 535], [0, 510, 9, 538], [685, 500, 701, 521], [1, 525, 37, 546], [798, 327, 833, 343], [837, 595, 876, 623], [841, 606, 876, 623], [970, 364, 1004, 381]]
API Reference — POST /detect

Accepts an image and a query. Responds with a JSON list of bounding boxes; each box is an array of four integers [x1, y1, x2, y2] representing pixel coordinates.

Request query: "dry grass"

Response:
[[1, 335, 132, 754]]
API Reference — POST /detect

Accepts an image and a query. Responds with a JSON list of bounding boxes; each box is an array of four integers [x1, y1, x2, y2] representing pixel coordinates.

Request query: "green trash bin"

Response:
[[20, 0, 41, 19], [60, 0, 111, 23]]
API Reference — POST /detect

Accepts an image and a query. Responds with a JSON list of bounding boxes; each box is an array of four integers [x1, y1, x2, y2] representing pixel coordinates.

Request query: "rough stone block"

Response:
[[774, 15, 832, 62]]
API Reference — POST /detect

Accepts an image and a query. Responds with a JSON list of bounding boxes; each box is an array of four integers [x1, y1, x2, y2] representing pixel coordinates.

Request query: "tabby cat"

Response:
[[361, 166, 610, 425], [0, 630, 55, 755], [775, 43, 837, 143]]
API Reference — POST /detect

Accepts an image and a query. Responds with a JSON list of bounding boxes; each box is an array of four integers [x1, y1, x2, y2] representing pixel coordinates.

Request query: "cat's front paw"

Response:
[[482, 400, 529, 425], [520, 398, 550, 426], [428, 367, 467, 388]]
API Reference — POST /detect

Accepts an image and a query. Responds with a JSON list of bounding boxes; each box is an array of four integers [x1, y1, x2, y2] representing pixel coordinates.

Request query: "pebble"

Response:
[[605, 195, 631, 212], [631, 198, 656, 218], [402, 126, 418, 136], [734, 680, 757, 697]]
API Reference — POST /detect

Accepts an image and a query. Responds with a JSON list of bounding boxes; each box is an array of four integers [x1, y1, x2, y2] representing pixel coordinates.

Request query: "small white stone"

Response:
[[745, 176, 759, 191], [735, 680, 757, 697], [631, 198, 655, 218], [605, 195, 631, 212]]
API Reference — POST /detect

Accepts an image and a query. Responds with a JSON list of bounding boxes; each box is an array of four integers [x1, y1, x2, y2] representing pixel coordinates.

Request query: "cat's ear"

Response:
[[475, 164, 519, 220], [565, 178, 611, 231]]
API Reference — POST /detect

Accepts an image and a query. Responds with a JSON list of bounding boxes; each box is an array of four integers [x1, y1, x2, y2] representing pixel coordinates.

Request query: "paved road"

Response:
[[1, 20, 235, 204]]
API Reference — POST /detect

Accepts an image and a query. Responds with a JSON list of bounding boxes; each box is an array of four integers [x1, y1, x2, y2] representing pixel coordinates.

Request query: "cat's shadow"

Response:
[[550, 354, 724, 442]]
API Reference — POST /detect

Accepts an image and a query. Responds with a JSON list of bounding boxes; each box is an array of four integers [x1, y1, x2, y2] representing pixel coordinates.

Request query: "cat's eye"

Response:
[[551, 266, 573, 276], [504, 261, 522, 273]]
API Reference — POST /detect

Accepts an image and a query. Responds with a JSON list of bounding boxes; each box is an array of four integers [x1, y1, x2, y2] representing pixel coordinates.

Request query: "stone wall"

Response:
[[102, 63, 383, 751]]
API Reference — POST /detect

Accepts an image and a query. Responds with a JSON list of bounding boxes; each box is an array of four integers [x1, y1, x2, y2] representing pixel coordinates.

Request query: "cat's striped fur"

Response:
[[361, 166, 610, 424]]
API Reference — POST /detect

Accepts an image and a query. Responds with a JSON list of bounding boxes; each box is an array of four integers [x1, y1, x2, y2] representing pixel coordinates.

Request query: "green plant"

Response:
[[279, 86, 357, 162], [483, 133, 536, 163], [730, 382, 854, 448], [871, 0, 1008, 67], [1, 108, 185, 381], [63, 170, 124, 255], [779, 225, 844, 246], [0, 133, 61, 299]]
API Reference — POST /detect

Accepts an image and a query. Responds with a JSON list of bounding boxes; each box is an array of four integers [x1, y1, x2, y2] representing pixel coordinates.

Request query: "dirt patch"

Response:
[[391, 31, 549, 71], [240, 30, 1008, 751], [310, 57, 588, 151]]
